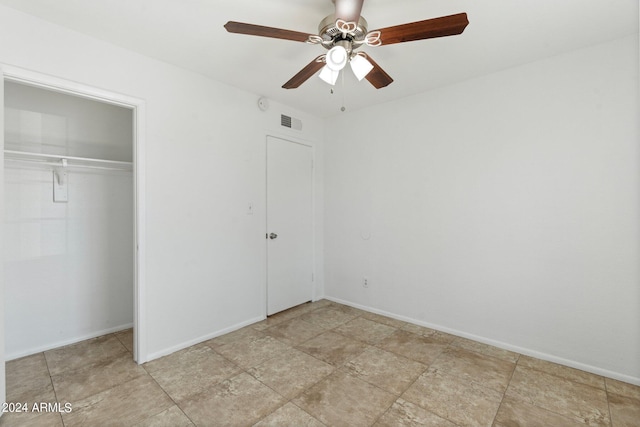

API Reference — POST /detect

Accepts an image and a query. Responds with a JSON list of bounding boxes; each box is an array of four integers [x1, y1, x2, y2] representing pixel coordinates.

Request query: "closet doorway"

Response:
[[0, 67, 146, 370]]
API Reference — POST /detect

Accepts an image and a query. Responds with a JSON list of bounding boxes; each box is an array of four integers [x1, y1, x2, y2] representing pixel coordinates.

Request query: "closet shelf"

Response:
[[3, 150, 133, 171]]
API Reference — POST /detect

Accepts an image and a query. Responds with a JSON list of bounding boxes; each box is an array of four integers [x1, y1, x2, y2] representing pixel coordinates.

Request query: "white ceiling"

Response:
[[0, 0, 637, 117]]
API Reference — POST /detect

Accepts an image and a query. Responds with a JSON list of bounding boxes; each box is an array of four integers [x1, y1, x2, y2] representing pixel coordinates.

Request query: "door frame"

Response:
[[264, 134, 317, 317], [0, 64, 148, 363]]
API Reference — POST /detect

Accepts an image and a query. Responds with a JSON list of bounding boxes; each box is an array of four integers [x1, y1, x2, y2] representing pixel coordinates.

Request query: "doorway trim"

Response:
[[1, 64, 148, 363]]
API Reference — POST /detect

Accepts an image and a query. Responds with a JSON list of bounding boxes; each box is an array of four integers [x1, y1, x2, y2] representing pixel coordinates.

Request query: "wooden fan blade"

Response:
[[224, 21, 311, 43], [373, 13, 469, 45], [363, 55, 393, 89], [282, 56, 326, 89], [334, 0, 365, 24]]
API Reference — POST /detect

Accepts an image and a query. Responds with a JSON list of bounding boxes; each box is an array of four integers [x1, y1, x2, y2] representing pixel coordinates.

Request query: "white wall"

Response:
[[0, 5, 324, 362], [4, 82, 133, 161], [4, 166, 133, 359], [0, 68, 6, 407], [324, 35, 639, 383], [4, 81, 134, 359]]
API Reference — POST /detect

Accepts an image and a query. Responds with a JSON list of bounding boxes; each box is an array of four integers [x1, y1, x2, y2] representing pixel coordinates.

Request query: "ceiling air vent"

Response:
[[281, 114, 302, 131]]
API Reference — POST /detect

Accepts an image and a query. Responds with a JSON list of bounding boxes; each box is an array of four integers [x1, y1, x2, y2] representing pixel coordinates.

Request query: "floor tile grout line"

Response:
[[287, 400, 330, 427], [377, 357, 465, 427], [490, 354, 519, 427], [246, 362, 332, 426], [418, 341, 518, 395], [514, 360, 608, 393], [603, 378, 615, 427], [338, 345, 429, 395], [205, 308, 340, 426], [366, 394, 400, 427], [180, 342, 257, 403], [42, 333, 131, 378], [245, 308, 399, 425], [45, 349, 138, 409], [201, 330, 341, 425], [447, 338, 521, 365], [257, 301, 333, 329], [37, 332, 167, 425], [41, 350, 67, 427], [355, 339, 434, 426], [140, 363, 197, 427], [507, 361, 611, 425], [261, 318, 332, 346], [114, 329, 134, 354], [353, 317, 515, 426]]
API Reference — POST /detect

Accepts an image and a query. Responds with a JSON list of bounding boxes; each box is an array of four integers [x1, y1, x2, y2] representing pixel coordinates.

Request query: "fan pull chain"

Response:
[[340, 70, 346, 112]]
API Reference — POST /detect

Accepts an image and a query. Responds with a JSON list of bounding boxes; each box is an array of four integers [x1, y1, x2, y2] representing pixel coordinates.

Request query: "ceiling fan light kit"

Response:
[[350, 53, 374, 81], [326, 43, 349, 71], [319, 65, 340, 85], [224, 0, 469, 90]]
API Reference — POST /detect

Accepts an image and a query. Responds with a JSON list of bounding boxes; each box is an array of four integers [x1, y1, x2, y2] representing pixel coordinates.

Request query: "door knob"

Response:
[[269, 233, 278, 239]]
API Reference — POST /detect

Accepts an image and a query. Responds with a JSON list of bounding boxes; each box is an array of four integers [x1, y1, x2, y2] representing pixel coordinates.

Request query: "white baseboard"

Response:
[[5, 323, 134, 361], [325, 296, 640, 386], [145, 316, 265, 363]]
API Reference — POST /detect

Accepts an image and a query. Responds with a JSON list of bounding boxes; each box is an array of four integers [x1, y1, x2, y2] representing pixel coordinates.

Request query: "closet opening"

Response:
[[2, 76, 144, 363]]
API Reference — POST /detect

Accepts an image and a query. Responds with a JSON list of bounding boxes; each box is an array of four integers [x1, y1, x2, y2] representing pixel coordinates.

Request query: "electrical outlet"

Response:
[[363, 277, 368, 288]]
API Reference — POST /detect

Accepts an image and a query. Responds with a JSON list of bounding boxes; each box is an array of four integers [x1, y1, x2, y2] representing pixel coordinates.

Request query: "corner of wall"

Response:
[[0, 65, 6, 407]]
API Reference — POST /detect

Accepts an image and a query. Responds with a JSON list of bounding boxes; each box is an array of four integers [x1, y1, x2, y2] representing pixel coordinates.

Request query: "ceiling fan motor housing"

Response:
[[318, 14, 369, 52]]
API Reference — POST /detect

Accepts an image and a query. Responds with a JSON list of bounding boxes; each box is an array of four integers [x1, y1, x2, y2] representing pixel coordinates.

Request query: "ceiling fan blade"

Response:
[[282, 56, 326, 89], [373, 13, 469, 45], [224, 21, 311, 43], [363, 54, 393, 89], [334, 0, 365, 24]]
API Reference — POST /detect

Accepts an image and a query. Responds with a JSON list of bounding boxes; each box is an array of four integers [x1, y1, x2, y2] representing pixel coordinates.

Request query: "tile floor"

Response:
[[2, 300, 639, 426]]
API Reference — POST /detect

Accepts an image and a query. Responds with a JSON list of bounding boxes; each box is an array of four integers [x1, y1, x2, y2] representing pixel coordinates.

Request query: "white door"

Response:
[[266, 136, 313, 316]]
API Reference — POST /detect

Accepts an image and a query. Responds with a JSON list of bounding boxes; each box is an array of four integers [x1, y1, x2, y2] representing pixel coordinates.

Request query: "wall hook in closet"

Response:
[[53, 159, 69, 202], [54, 158, 68, 185]]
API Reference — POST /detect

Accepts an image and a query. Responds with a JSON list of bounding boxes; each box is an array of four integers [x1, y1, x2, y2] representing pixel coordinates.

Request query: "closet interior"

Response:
[[3, 81, 134, 360]]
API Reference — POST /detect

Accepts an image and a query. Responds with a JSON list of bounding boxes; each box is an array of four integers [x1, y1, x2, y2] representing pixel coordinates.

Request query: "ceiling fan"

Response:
[[224, 0, 469, 90]]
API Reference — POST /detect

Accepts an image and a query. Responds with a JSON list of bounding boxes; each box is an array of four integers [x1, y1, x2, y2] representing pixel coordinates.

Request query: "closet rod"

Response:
[[4, 157, 132, 172], [3, 149, 133, 167]]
